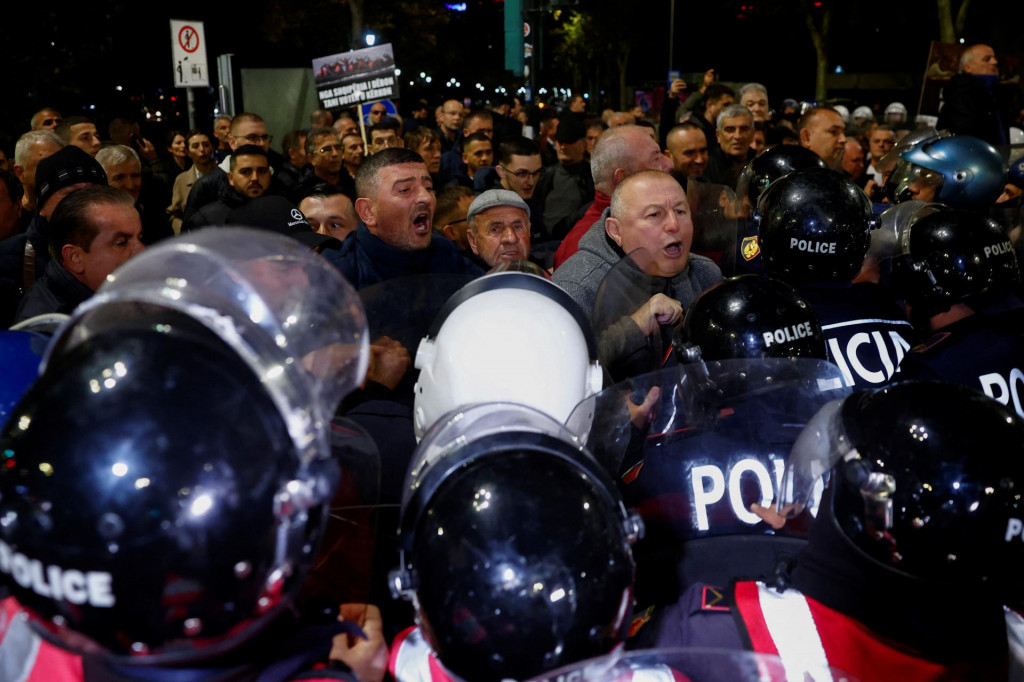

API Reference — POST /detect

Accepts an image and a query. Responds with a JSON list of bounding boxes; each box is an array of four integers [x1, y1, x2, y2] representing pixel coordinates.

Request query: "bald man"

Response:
[[554, 170, 721, 316], [938, 44, 1011, 145], [798, 107, 847, 170]]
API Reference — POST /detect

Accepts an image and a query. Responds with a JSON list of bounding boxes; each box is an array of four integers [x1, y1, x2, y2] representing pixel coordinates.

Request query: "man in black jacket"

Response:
[[182, 145, 271, 231], [938, 44, 1012, 146], [14, 185, 144, 322]]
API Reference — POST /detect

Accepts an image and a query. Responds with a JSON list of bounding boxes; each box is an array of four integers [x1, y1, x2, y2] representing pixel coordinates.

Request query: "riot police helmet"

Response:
[[737, 144, 827, 205], [888, 134, 1007, 209], [391, 403, 640, 682], [891, 208, 1019, 317], [779, 381, 1024, 600], [413, 271, 603, 440], [754, 168, 876, 283], [0, 229, 370, 662], [678, 274, 826, 361]]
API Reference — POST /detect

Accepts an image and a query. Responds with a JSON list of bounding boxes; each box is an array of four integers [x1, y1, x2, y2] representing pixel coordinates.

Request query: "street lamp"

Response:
[[365, 32, 377, 47]]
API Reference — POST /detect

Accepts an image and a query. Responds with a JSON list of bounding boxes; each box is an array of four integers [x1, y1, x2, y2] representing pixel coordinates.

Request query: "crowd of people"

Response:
[[0, 41, 1023, 681]]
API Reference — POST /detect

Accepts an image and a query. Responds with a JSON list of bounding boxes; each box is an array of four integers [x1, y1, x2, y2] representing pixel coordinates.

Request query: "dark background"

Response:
[[2, 0, 1022, 149]]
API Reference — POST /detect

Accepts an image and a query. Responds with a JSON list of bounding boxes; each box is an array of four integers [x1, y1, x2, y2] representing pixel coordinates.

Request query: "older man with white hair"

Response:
[[938, 44, 1011, 145]]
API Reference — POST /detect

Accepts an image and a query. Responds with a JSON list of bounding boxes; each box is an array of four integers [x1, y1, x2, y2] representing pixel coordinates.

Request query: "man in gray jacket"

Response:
[[554, 170, 721, 380]]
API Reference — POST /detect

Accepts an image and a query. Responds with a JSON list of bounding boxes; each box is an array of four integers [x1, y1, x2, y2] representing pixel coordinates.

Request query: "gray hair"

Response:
[[305, 127, 337, 157], [738, 83, 768, 100], [958, 45, 989, 73], [590, 125, 648, 193], [716, 104, 754, 130], [14, 130, 64, 167], [96, 144, 141, 172]]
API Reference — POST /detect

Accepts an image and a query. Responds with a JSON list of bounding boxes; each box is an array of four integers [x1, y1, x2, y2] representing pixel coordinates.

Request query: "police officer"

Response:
[[413, 269, 603, 439], [891, 207, 1023, 417], [603, 275, 848, 608], [755, 168, 915, 388], [639, 381, 1024, 680], [347, 268, 605, 642], [726, 144, 827, 276], [388, 402, 642, 682], [884, 133, 1006, 209], [0, 229, 382, 682]]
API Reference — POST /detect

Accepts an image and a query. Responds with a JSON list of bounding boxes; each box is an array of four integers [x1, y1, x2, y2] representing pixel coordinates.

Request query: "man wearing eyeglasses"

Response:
[[367, 103, 390, 127], [472, 136, 546, 242], [185, 113, 281, 226], [495, 138, 543, 201], [217, 113, 272, 172], [289, 128, 357, 204]]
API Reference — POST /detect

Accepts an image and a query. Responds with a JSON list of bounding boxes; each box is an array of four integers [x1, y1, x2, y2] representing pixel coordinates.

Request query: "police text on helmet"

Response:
[[790, 238, 837, 254], [763, 322, 814, 348], [984, 241, 1014, 259], [0, 540, 114, 607]]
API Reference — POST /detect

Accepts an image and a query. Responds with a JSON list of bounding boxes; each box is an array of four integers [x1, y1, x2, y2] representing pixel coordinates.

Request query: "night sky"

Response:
[[2, 0, 1021, 147]]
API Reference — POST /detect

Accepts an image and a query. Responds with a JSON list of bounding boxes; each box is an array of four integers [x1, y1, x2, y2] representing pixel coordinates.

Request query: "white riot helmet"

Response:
[[885, 101, 907, 125], [832, 104, 850, 125], [413, 271, 603, 440], [852, 106, 874, 126]]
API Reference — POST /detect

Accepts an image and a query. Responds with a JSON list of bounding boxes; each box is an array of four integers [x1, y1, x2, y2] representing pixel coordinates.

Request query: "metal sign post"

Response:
[[170, 19, 210, 129]]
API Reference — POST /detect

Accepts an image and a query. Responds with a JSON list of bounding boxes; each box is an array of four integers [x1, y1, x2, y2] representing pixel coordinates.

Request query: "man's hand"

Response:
[[669, 79, 687, 98], [751, 502, 802, 530], [135, 137, 158, 163], [700, 68, 716, 93], [364, 336, 411, 390], [626, 386, 661, 429], [629, 293, 683, 337], [330, 603, 388, 682]]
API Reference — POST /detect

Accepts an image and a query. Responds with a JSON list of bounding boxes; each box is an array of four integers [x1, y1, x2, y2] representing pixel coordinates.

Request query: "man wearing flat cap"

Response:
[[0, 145, 108, 326], [466, 189, 531, 269]]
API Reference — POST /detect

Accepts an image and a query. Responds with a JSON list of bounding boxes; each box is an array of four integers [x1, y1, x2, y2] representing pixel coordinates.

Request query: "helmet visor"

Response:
[[885, 160, 944, 204], [776, 397, 850, 518], [47, 228, 370, 464]]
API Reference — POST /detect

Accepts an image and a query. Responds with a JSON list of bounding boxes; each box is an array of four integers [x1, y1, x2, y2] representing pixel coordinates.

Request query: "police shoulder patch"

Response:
[[700, 585, 730, 612], [741, 236, 760, 261]]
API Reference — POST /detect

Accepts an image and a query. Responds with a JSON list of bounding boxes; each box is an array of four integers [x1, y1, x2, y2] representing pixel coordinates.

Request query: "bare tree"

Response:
[[799, 0, 832, 102], [936, 0, 971, 44]]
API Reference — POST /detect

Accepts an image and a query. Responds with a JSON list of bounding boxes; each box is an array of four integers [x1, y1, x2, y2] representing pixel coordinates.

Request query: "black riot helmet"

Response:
[[754, 168, 876, 283], [779, 382, 1024, 601], [0, 316, 334, 659], [0, 229, 370, 662], [891, 208, 1020, 318], [390, 403, 641, 682], [737, 144, 827, 205], [677, 274, 826, 362]]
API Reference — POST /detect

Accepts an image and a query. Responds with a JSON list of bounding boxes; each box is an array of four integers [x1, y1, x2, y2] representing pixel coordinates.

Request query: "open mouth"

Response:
[[663, 241, 684, 258], [413, 211, 431, 234]]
